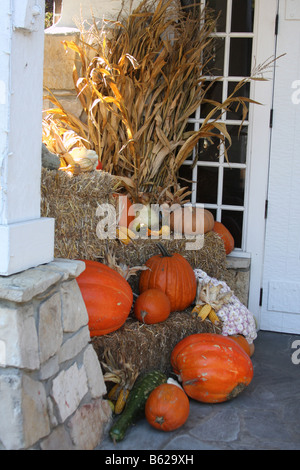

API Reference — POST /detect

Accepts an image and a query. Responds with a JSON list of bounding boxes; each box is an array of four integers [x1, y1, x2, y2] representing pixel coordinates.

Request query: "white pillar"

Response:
[[0, 0, 54, 276]]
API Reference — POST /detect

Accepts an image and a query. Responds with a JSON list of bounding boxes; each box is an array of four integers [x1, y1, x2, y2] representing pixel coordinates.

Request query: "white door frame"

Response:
[[245, 0, 279, 328]]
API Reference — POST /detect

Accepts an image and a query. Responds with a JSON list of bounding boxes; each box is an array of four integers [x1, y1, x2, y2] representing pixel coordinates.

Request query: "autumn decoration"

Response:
[[76, 260, 133, 336], [171, 333, 253, 403], [213, 221, 235, 255], [134, 288, 171, 324], [145, 383, 190, 431], [139, 243, 197, 311]]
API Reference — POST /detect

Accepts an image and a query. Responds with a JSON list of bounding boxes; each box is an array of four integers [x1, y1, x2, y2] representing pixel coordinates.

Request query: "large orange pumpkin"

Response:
[[139, 244, 197, 312], [171, 333, 253, 403], [145, 383, 190, 432], [134, 289, 171, 324], [76, 260, 133, 337], [213, 221, 235, 255]]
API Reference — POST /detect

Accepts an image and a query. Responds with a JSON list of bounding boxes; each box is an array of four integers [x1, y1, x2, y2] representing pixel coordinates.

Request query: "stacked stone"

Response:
[[0, 259, 112, 450]]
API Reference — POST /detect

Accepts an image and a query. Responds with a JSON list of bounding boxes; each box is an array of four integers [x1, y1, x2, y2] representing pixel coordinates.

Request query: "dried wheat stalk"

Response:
[[43, 0, 269, 202]]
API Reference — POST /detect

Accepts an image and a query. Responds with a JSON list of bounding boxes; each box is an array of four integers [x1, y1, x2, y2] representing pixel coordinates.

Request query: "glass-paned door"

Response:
[[179, 0, 255, 251]]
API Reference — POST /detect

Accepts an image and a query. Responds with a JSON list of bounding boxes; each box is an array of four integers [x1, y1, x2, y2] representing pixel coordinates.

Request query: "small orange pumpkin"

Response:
[[170, 207, 214, 235], [145, 383, 190, 432], [213, 221, 235, 255], [230, 335, 255, 357], [139, 243, 197, 312], [134, 289, 171, 324]]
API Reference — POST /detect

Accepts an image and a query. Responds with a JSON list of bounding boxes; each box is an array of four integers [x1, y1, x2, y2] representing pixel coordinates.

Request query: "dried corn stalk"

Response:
[[43, 0, 270, 201]]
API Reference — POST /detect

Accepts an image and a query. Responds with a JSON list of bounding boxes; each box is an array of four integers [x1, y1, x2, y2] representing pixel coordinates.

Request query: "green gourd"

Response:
[[109, 370, 167, 442]]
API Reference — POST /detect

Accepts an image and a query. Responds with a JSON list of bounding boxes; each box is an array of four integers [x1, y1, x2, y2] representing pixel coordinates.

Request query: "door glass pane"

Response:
[[197, 135, 221, 162], [204, 37, 225, 76], [184, 121, 196, 138], [229, 38, 253, 76], [222, 168, 245, 206], [226, 126, 248, 164], [178, 163, 194, 192], [231, 0, 255, 33], [227, 81, 250, 121], [200, 81, 223, 118], [197, 166, 218, 204], [207, 0, 227, 32], [221, 210, 244, 248]]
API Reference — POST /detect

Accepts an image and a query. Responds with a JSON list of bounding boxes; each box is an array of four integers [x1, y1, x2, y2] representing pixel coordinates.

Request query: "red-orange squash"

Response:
[[230, 335, 255, 357], [213, 221, 235, 255], [171, 333, 253, 403], [145, 383, 190, 432], [139, 244, 197, 312], [76, 260, 133, 337], [170, 207, 214, 235], [134, 289, 171, 324]]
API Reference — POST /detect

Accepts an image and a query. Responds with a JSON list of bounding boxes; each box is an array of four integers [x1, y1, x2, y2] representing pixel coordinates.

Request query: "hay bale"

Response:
[[41, 168, 227, 279], [41, 168, 117, 260], [92, 310, 222, 377]]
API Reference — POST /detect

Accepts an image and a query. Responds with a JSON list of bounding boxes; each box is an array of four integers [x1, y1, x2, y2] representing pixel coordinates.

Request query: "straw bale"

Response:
[[112, 234, 227, 295], [41, 168, 227, 280], [92, 310, 222, 377], [41, 168, 117, 260]]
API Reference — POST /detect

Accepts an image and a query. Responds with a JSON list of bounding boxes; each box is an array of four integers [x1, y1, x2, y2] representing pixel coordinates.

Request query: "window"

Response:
[[179, 0, 255, 251]]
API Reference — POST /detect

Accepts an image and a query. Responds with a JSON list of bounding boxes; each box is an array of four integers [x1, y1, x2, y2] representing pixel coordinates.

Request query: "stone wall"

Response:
[[225, 256, 251, 307], [0, 259, 112, 450]]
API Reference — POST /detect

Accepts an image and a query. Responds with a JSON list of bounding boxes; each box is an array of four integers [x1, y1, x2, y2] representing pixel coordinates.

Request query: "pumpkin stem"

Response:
[[157, 243, 172, 257]]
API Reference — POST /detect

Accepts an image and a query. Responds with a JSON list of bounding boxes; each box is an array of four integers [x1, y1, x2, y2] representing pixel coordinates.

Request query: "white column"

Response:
[[0, 0, 54, 276]]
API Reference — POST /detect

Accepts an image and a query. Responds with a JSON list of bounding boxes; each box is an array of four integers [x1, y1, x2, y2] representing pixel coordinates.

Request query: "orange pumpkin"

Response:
[[230, 335, 255, 357], [134, 289, 171, 324], [170, 207, 214, 235], [171, 333, 253, 403], [139, 244, 197, 312], [145, 383, 190, 432], [213, 221, 235, 255], [76, 260, 133, 337]]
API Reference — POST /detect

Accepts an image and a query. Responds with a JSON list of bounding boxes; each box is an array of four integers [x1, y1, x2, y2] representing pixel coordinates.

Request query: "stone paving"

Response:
[[97, 330, 300, 451]]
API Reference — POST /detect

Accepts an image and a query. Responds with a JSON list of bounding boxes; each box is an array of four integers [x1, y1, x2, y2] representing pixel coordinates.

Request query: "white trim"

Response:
[[245, 0, 278, 328], [0, 218, 55, 276]]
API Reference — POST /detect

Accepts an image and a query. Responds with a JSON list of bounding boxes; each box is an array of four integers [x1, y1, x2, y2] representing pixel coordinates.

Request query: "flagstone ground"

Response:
[[97, 330, 300, 451]]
